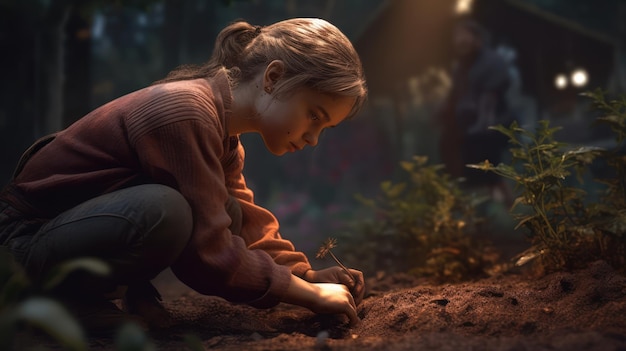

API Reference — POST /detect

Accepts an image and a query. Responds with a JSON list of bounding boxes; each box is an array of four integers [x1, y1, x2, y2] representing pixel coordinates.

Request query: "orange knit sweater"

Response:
[[1, 70, 311, 308]]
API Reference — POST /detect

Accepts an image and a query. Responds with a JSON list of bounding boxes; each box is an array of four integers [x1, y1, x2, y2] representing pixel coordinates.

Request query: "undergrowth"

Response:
[[468, 89, 626, 274], [0, 248, 205, 351], [0, 248, 111, 351], [339, 156, 497, 283]]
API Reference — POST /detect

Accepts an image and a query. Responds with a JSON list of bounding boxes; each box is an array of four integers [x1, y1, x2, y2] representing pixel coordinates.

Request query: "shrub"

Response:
[[340, 156, 496, 282], [0, 247, 103, 351], [0, 248, 160, 350], [468, 89, 626, 273]]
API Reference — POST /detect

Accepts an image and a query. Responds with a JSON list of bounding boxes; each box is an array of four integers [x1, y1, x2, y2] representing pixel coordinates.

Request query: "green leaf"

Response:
[[596, 115, 624, 125], [525, 168, 569, 183], [43, 258, 110, 291], [531, 143, 560, 153], [488, 124, 519, 144], [514, 246, 547, 266], [564, 146, 604, 164], [466, 160, 494, 171], [492, 163, 520, 180], [514, 214, 538, 230], [412, 155, 429, 166], [15, 298, 87, 351], [384, 183, 407, 198], [400, 161, 414, 173], [510, 196, 527, 211], [564, 146, 605, 155]]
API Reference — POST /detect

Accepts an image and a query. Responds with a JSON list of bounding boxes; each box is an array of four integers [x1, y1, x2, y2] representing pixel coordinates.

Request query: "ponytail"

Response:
[[153, 20, 262, 84], [208, 21, 262, 70]]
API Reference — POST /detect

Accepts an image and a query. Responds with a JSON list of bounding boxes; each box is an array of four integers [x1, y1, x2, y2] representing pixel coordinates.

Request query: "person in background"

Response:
[[0, 18, 367, 335], [436, 18, 515, 206]]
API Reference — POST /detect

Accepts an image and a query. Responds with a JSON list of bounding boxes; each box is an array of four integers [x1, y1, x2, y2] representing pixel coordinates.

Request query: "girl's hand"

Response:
[[283, 275, 360, 326], [312, 283, 359, 325], [304, 267, 365, 306]]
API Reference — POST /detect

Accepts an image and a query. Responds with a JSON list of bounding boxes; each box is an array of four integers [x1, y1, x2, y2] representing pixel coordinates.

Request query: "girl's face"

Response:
[[255, 87, 356, 156]]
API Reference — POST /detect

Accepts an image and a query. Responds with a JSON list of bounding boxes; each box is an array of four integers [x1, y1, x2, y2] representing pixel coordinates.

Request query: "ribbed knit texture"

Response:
[[3, 70, 311, 308]]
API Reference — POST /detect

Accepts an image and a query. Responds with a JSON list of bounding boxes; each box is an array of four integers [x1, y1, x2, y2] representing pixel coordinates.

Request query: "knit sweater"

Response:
[[1, 70, 311, 308]]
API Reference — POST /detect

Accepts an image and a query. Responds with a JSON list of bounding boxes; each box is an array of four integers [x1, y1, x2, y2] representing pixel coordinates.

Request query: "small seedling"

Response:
[[316, 238, 355, 280]]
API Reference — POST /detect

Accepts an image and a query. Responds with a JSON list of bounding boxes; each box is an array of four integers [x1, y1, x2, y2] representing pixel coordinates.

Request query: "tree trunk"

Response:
[[63, 8, 93, 126], [0, 5, 37, 183], [35, 1, 71, 135]]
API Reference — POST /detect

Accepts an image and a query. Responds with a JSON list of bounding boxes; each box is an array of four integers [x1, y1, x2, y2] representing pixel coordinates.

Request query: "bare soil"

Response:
[[83, 260, 626, 351]]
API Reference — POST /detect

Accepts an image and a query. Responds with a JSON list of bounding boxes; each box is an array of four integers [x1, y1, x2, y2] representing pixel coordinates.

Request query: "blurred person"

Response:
[[0, 18, 366, 336], [435, 18, 515, 206]]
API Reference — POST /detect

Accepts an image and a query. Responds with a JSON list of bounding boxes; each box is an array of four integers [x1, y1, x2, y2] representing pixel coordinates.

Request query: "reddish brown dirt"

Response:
[[81, 260, 626, 350]]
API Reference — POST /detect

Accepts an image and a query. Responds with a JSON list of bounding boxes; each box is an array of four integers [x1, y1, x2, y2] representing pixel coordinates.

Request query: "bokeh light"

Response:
[[554, 74, 568, 90], [571, 68, 589, 87], [455, 0, 474, 14]]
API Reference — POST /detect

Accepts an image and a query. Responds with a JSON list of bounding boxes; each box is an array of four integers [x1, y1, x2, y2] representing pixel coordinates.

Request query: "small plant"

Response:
[[316, 238, 355, 280], [0, 248, 106, 351], [467, 120, 602, 271], [340, 156, 496, 282], [467, 110, 626, 273], [583, 89, 626, 269], [0, 249, 162, 351]]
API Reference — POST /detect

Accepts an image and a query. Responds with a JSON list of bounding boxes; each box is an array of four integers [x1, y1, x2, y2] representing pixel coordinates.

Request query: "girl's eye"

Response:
[[310, 112, 320, 121]]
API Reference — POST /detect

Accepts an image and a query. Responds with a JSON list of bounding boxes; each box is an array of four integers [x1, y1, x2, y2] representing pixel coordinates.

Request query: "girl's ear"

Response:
[[263, 60, 285, 91]]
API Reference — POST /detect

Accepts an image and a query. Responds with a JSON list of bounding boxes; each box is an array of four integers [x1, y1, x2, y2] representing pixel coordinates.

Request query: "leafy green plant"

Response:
[[0, 247, 107, 351], [468, 120, 603, 272], [341, 156, 494, 282], [467, 97, 626, 273], [0, 248, 160, 351], [582, 89, 626, 269]]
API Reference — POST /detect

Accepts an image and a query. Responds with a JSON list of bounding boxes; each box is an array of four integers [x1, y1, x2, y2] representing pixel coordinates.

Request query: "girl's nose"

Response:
[[303, 131, 319, 147]]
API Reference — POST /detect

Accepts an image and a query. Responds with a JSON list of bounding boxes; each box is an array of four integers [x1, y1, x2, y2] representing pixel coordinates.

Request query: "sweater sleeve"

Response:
[[129, 100, 291, 308], [223, 141, 312, 278]]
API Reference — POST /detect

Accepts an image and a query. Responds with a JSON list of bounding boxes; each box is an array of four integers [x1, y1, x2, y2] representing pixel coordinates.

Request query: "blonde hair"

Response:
[[156, 18, 367, 119]]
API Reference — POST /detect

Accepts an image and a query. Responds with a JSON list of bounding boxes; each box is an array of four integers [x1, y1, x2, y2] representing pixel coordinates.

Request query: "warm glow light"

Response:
[[554, 74, 568, 90], [455, 0, 474, 14], [571, 68, 588, 87]]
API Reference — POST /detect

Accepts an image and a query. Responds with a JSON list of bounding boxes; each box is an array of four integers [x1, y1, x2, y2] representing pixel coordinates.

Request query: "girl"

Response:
[[0, 18, 367, 335]]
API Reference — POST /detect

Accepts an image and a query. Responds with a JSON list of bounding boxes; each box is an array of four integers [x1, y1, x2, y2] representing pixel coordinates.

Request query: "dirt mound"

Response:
[[112, 260, 626, 350]]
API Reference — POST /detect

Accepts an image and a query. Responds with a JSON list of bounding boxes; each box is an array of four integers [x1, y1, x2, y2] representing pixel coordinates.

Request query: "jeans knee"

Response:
[[156, 185, 192, 226], [140, 185, 192, 264]]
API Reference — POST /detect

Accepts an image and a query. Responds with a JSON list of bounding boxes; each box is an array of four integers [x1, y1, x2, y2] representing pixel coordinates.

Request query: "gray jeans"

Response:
[[2, 184, 195, 295]]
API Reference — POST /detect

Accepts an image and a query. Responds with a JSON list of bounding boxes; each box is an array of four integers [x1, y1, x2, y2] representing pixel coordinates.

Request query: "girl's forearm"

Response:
[[282, 274, 320, 309]]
